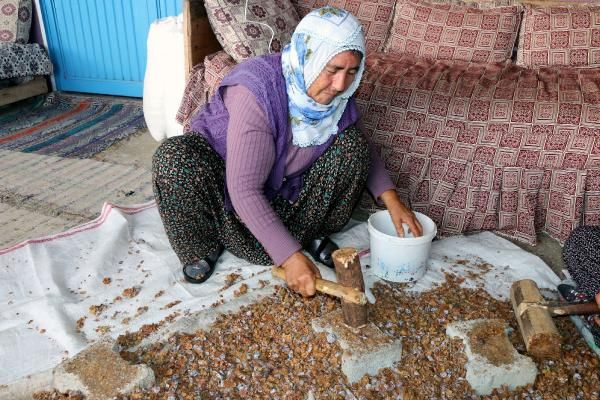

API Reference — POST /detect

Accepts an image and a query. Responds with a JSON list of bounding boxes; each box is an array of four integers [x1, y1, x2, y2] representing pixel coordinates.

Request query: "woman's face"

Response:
[[306, 50, 361, 105]]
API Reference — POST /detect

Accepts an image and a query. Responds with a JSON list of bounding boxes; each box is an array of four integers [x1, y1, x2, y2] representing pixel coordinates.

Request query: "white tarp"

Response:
[[0, 202, 559, 385]]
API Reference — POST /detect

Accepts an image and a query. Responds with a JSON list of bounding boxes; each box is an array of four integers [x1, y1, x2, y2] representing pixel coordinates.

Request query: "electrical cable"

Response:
[[243, 0, 275, 53]]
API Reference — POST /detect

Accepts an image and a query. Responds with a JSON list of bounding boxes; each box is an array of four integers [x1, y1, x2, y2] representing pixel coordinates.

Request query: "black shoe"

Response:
[[557, 283, 595, 304], [183, 244, 224, 284], [306, 237, 339, 268]]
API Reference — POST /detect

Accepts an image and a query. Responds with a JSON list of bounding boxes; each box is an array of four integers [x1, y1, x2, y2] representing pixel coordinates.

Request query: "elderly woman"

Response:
[[152, 7, 422, 297]]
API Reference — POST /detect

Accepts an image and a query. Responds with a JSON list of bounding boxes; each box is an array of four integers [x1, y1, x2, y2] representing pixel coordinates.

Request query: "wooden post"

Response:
[[183, 0, 222, 79], [332, 248, 368, 328], [0, 76, 47, 107]]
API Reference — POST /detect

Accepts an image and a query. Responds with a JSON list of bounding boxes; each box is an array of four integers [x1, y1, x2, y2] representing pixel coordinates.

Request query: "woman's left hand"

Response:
[[380, 189, 423, 237]]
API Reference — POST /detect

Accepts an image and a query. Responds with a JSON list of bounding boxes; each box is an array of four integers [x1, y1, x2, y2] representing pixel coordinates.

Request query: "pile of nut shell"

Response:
[[115, 272, 599, 400], [35, 271, 600, 400]]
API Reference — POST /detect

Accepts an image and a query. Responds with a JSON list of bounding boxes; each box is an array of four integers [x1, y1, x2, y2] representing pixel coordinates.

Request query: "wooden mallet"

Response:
[[272, 247, 369, 328], [510, 279, 600, 359], [271, 266, 367, 306]]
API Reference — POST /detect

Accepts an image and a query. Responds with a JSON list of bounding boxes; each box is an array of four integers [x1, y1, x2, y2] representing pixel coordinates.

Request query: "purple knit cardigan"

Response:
[[190, 53, 360, 208]]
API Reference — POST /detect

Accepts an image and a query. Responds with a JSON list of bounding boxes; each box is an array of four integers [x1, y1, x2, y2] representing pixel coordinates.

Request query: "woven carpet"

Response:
[[0, 92, 146, 158]]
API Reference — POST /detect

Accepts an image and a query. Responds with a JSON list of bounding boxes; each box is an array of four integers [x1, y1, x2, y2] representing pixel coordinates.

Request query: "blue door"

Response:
[[40, 0, 182, 97]]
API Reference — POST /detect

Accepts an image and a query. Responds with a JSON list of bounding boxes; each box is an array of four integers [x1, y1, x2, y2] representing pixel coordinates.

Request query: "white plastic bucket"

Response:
[[367, 210, 437, 282]]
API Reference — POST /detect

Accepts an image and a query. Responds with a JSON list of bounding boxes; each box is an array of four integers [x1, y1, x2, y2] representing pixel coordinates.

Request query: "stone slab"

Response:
[[312, 309, 402, 384], [53, 338, 154, 400], [446, 318, 538, 396]]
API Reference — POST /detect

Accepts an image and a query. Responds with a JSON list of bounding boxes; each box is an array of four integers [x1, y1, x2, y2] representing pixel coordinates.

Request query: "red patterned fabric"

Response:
[[384, 0, 522, 63], [291, 0, 396, 52], [176, 63, 206, 132], [176, 51, 237, 131], [516, 5, 600, 68], [204, 51, 237, 97], [357, 52, 600, 244]]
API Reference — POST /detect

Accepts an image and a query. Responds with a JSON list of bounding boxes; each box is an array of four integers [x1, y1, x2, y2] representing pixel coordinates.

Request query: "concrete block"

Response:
[[446, 319, 538, 396], [53, 338, 154, 400], [312, 309, 402, 384]]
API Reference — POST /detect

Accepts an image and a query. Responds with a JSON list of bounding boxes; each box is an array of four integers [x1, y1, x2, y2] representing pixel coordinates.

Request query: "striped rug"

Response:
[[0, 92, 146, 158]]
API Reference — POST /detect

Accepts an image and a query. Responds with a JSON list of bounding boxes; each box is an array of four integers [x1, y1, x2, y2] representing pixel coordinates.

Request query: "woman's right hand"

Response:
[[282, 251, 321, 297]]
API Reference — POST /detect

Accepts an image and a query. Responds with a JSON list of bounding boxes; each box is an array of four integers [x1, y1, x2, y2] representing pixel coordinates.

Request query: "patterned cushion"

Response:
[[516, 5, 600, 68], [0, 43, 52, 79], [0, 0, 32, 44], [177, 51, 237, 131], [204, 0, 299, 63], [291, 0, 396, 53], [384, 0, 523, 63]]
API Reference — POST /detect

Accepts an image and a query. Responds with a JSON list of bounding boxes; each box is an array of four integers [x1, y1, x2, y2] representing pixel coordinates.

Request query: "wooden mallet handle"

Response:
[[547, 301, 600, 316], [516, 300, 600, 316], [271, 266, 367, 305]]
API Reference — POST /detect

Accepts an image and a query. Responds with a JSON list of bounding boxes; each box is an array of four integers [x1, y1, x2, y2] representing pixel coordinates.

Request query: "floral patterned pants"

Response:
[[152, 125, 370, 266], [563, 226, 600, 298]]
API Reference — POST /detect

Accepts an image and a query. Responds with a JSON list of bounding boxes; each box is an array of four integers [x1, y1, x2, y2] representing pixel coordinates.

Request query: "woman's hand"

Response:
[[281, 251, 322, 297], [380, 189, 423, 237]]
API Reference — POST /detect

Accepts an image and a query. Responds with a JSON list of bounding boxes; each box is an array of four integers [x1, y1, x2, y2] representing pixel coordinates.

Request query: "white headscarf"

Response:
[[281, 7, 366, 147]]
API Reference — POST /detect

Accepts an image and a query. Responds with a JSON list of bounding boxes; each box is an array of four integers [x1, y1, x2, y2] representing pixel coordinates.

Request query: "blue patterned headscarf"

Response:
[[281, 7, 366, 147]]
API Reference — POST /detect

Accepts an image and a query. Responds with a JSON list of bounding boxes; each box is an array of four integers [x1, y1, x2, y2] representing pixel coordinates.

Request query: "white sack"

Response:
[[143, 15, 185, 141]]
